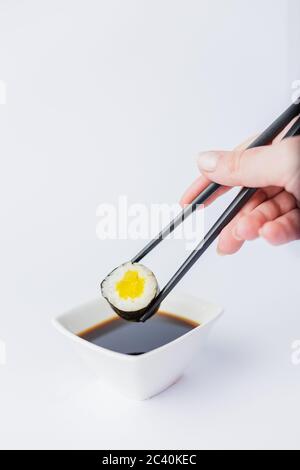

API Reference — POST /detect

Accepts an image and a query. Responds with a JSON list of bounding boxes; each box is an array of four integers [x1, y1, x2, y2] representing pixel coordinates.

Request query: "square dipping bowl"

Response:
[[53, 293, 223, 400]]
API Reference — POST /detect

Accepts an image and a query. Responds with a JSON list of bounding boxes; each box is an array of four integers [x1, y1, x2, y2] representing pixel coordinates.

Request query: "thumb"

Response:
[[197, 137, 300, 189]]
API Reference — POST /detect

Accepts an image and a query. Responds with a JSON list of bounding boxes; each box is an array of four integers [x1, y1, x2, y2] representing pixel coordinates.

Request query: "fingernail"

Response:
[[197, 151, 219, 172], [217, 246, 227, 256], [232, 225, 243, 241]]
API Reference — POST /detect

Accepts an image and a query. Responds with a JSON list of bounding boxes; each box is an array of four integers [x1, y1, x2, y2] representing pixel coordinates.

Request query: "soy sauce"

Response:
[[78, 311, 199, 355]]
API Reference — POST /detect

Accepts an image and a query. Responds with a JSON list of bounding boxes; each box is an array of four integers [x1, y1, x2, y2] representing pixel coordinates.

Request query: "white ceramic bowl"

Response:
[[53, 293, 223, 400]]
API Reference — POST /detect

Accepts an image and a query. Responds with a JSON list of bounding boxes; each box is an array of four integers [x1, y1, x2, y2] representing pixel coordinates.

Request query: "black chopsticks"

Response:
[[136, 103, 300, 322], [132, 102, 300, 264]]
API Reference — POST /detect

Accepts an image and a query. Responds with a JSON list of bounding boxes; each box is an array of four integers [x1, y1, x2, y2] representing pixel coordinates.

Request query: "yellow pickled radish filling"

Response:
[[116, 270, 145, 300]]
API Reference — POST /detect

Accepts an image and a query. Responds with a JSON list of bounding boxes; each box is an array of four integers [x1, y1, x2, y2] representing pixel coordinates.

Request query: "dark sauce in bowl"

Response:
[[78, 311, 199, 355]]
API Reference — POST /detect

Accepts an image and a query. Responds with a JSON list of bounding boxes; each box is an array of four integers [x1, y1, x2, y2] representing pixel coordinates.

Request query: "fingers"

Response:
[[216, 188, 280, 255], [180, 175, 229, 207], [217, 191, 299, 254], [182, 119, 299, 207], [180, 135, 259, 207], [233, 191, 297, 241], [180, 175, 210, 206], [259, 208, 300, 245], [181, 121, 300, 255], [197, 136, 300, 193], [217, 217, 245, 255]]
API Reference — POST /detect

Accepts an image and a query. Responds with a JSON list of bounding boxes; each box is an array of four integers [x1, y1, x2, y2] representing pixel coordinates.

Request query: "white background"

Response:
[[0, 0, 299, 450]]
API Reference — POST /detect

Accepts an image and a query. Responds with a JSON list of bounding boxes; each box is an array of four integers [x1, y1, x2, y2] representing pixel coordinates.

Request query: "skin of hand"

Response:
[[181, 127, 300, 255]]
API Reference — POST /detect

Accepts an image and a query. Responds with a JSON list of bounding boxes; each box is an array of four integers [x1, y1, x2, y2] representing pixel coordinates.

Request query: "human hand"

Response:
[[181, 132, 300, 255]]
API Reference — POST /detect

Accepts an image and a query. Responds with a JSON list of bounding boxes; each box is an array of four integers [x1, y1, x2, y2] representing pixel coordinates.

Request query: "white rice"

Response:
[[101, 262, 158, 312]]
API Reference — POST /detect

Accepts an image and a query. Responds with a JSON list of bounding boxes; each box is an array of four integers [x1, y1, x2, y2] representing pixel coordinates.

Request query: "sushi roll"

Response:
[[101, 262, 159, 321]]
